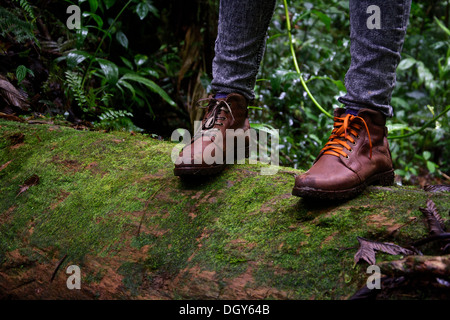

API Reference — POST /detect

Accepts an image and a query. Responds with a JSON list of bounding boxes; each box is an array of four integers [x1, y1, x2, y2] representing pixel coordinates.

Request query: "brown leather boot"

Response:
[[174, 93, 250, 176], [292, 108, 394, 200]]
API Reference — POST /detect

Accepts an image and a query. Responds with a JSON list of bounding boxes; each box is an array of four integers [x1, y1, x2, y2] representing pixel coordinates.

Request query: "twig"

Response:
[[389, 105, 450, 140], [386, 217, 418, 237], [283, 0, 333, 119], [411, 233, 450, 247], [440, 171, 450, 181], [50, 254, 67, 282]]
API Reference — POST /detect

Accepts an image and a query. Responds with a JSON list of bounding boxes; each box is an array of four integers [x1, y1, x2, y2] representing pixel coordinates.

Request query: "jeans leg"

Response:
[[338, 0, 412, 117], [211, 0, 276, 101]]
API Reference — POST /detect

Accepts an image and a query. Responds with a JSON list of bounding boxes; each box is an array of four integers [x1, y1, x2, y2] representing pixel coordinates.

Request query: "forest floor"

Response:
[[0, 117, 449, 300]]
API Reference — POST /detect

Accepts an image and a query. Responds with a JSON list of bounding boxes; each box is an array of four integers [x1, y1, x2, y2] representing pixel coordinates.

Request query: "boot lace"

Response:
[[192, 98, 235, 140], [200, 98, 234, 129], [321, 113, 372, 159]]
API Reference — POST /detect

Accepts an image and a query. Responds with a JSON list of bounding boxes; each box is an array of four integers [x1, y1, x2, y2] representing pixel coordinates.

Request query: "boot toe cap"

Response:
[[294, 171, 361, 191]]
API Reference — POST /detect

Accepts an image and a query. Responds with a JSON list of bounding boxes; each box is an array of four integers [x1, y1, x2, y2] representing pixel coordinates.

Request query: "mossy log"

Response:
[[0, 119, 449, 300]]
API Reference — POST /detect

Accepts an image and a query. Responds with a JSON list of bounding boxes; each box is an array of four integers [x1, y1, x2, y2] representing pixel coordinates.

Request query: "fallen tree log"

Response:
[[0, 119, 449, 300]]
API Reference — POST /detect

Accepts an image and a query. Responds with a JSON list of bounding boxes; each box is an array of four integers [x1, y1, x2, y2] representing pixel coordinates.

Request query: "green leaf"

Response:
[[248, 106, 263, 110], [116, 31, 128, 49], [416, 61, 436, 93], [117, 79, 136, 98], [146, 3, 159, 17], [120, 56, 134, 70], [250, 123, 278, 136], [311, 10, 331, 31], [386, 123, 410, 132], [434, 17, 450, 36], [140, 67, 159, 78], [16, 65, 27, 83], [293, 11, 311, 24], [136, 2, 149, 20], [82, 12, 103, 28], [96, 59, 119, 85], [417, 62, 433, 83], [308, 133, 322, 145], [422, 151, 431, 161], [120, 73, 176, 106], [88, 0, 99, 13], [397, 58, 416, 71], [134, 54, 148, 67], [76, 27, 89, 47], [307, 76, 346, 92], [267, 33, 284, 43], [390, 97, 409, 109], [426, 161, 436, 173], [438, 56, 450, 80], [67, 50, 92, 68], [104, 0, 116, 9]]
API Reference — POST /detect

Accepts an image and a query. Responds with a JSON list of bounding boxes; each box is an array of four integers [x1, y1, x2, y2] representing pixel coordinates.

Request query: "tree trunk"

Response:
[[0, 119, 449, 300]]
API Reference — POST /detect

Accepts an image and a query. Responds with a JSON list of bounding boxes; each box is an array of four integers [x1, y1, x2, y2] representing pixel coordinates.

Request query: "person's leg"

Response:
[[174, 0, 276, 176], [211, 0, 277, 101], [293, 0, 412, 199], [339, 0, 412, 117]]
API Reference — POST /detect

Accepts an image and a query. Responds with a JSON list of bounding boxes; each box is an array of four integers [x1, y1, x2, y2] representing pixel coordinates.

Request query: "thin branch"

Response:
[[389, 105, 450, 140], [411, 233, 450, 247], [50, 254, 67, 282], [283, 0, 333, 119]]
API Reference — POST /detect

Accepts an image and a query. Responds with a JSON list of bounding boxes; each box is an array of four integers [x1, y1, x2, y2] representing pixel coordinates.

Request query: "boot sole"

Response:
[[174, 164, 226, 176], [291, 169, 395, 200]]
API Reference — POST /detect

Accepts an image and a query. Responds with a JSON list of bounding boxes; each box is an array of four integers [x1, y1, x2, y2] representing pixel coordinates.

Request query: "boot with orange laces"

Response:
[[292, 108, 394, 200]]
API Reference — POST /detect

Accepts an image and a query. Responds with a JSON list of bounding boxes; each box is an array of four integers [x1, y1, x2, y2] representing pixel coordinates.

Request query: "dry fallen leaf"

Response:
[[17, 174, 40, 196], [0, 160, 13, 172], [0, 77, 29, 112], [8, 133, 25, 146], [419, 199, 446, 236], [0, 112, 24, 122], [424, 185, 450, 193], [354, 237, 415, 265]]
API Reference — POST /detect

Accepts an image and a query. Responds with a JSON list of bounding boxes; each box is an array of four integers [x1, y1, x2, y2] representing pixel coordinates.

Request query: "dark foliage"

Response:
[[0, 0, 448, 185]]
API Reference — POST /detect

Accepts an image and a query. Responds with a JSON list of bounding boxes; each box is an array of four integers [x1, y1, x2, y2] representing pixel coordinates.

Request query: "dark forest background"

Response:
[[0, 0, 448, 185]]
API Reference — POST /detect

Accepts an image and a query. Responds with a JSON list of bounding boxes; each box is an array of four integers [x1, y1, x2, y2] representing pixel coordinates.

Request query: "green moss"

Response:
[[1, 119, 449, 300]]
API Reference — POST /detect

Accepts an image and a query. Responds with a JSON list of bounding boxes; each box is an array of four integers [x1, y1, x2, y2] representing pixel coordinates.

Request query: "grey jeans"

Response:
[[211, 0, 412, 117]]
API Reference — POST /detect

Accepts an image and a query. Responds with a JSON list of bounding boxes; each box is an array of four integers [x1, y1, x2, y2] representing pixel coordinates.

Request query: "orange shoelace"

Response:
[[321, 114, 372, 159]]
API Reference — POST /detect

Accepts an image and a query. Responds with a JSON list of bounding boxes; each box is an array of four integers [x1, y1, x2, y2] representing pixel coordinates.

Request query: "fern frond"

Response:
[[98, 110, 133, 121], [13, 0, 35, 21], [65, 71, 88, 109], [94, 109, 142, 132], [0, 7, 35, 43]]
